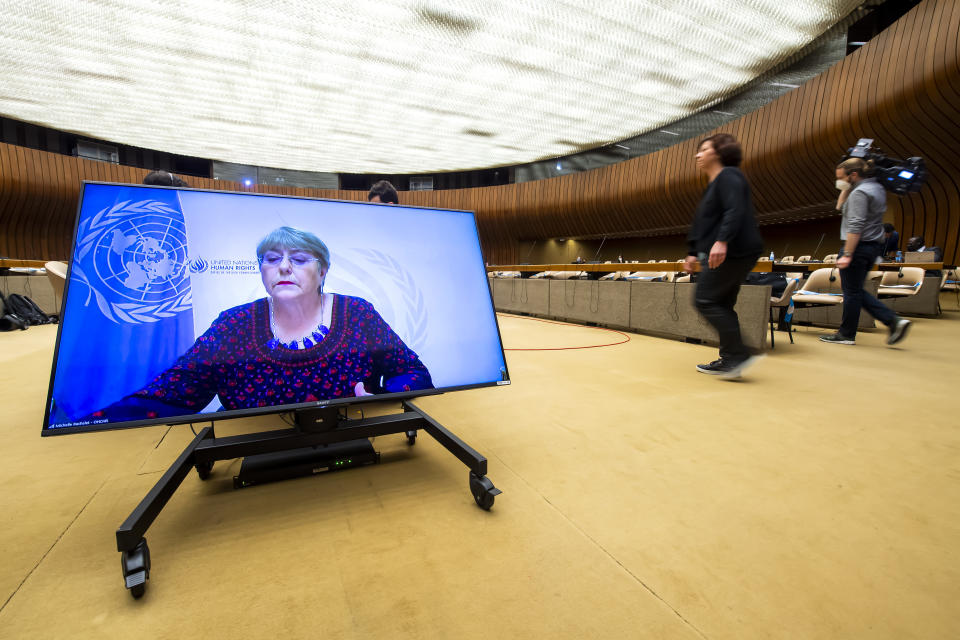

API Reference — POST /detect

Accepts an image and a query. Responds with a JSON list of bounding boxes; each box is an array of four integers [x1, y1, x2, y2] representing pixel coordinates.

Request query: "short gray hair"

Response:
[[256, 226, 330, 272]]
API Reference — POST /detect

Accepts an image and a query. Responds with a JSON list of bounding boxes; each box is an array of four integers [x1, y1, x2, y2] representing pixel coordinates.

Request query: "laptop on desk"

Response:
[[905, 251, 936, 263]]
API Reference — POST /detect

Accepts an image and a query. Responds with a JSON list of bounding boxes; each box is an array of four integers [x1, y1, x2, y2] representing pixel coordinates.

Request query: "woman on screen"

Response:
[[97, 226, 433, 421]]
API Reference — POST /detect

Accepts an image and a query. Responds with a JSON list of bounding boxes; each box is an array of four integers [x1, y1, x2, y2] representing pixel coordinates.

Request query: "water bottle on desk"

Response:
[[769, 251, 775, 262], [896, 250, 903, 263]]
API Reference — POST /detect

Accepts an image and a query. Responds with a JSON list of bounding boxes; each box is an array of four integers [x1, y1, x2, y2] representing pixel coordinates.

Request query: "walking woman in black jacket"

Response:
[[682, 133, 764, 378]]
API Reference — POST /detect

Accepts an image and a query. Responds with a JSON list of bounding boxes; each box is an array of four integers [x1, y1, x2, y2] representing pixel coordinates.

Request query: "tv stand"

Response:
[[116, 400, 500, 599]]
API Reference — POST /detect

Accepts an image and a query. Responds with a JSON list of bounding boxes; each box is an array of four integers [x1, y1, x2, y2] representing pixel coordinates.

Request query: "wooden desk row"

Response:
[[490, 262, 773, 274], [0, 259, 48, 269], [487, 261, 945, 276], [772, 262, 944, 272], [487, 277, 772, 351]]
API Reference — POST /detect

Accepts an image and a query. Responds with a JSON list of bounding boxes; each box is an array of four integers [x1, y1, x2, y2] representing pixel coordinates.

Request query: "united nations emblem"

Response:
[[71, 199, 193, 324]]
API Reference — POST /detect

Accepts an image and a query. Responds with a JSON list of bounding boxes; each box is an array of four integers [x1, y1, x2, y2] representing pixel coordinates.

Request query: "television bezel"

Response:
[[41, 181, 510, 436]]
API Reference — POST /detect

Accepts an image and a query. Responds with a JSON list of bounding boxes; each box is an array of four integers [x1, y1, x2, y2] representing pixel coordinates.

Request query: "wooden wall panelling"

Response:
[[609, 160, 630, 236], [0, 143, 10, 240], [920, 0, 960, 261], [869, 11, 907, 234], [61, 154, 79, 256], [902, 4, 942, 254], [882, 3, 935, 251], [34, 149, 53, 260], [657, 149, 673, 234], [11, 145, 28, 258], [0, 144, 16, 257], [59, 150, 77, 259], [3, 144, 20, 257], [895, 10, 939, 245], [32, 148, 51, 260], [797, 73, 829, 219], [655, 148, 681, 234], [762, 88, 791, 222], [746, 100, 783, 221], [930, 0, 960, 261], [647, 148, 672, 234], [15, 145, 32, 258], [18, 147, 34, 258], [43, 149, 65, 259]]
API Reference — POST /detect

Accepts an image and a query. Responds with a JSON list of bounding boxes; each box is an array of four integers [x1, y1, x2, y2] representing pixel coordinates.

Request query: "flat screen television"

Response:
[[42, 182, 509, 435]]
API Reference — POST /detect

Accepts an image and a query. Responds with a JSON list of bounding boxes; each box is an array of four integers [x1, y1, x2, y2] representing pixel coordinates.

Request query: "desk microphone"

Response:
[[812, 233, 825, 260], [523, 239, 537, 264], [593, 235, 607, 262]]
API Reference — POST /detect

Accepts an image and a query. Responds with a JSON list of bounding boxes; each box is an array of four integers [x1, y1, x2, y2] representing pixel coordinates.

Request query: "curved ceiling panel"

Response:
[[0, 0, 862, 173]]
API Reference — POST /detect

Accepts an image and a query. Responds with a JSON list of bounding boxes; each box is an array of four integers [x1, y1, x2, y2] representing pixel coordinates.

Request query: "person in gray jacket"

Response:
[[820, 157, 911, 345]]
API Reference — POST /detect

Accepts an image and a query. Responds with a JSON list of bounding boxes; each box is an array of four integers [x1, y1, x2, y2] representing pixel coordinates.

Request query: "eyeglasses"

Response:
[[259, 252, 322, 268]]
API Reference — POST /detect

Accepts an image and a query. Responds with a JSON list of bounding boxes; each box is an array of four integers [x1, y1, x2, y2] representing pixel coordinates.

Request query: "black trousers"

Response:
[[694, 254, 758, 362], [839, 240, 897, 338]]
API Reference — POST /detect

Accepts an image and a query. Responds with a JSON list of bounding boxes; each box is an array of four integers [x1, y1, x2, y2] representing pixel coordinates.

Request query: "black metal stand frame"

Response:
[[116, 400, 500, 599]]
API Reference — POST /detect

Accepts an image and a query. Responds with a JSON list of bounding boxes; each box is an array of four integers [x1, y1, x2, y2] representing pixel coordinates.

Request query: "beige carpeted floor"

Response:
[[1, 302, 958, 639]]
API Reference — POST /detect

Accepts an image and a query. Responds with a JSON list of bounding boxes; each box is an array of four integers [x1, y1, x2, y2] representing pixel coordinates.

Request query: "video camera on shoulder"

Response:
[[846, 138, 927, 196]]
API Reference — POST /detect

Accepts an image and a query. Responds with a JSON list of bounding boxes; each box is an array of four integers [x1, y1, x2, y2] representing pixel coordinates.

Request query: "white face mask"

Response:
[[835, 179, 851, 191]]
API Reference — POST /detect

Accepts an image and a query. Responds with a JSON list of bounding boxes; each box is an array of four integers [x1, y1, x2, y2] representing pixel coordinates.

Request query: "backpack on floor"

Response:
[[0, 291, 56, 327]]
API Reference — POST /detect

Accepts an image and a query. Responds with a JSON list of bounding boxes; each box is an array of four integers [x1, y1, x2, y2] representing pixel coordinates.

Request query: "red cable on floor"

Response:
[[501, 315, 631, 350]]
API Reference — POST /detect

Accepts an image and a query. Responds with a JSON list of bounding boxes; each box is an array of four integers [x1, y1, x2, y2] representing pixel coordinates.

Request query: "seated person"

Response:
[[94, 226, 433, 422], [905, 236, 943, 276], [883, 223, 899, 259], [905, 236, 942, 260]]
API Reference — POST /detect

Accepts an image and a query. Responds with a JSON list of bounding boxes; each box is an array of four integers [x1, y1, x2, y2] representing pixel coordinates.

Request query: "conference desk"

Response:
[[487, 276, 771, 351], [491, 262, 774, 274], [0, 258, 48, 271], [486, 260, 947, 342]]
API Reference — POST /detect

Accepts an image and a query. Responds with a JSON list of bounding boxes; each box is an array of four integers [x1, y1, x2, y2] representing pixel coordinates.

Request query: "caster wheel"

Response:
[[405, 430, 417, 445], [121, 538, 150, 599], [469, 472, 502, 511], [195, 460, 213, 480]]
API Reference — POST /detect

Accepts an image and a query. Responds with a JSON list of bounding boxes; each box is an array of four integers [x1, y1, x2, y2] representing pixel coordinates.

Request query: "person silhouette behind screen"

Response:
[[143, 170, 189, 187], [367, 180, 399, 204]]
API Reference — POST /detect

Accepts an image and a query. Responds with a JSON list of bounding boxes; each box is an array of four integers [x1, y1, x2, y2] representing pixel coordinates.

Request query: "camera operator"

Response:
[[820, 158, 910, 346]]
